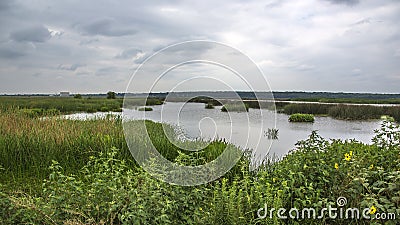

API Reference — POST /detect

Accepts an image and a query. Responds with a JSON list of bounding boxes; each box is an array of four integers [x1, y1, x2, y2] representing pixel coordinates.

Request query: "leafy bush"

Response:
[[74, 94, 82, 99], [138, 107, 153, 111], [106, 91, 116, 99], [289, 113, 315, 122]]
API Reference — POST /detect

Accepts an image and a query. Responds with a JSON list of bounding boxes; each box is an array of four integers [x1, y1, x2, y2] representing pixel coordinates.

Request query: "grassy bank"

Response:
[[0, 110, 399, 224], [0, 96, 164, 114], [0, 96, 123, 113]]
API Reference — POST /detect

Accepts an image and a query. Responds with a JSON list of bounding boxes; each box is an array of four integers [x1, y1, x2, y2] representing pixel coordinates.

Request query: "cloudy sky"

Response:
[[0, 0, 399, 94]]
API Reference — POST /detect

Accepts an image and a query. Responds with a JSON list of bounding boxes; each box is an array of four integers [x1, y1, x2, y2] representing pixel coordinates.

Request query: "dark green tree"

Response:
[[74, 94, 82, 99], [107, 91, 116, 99]]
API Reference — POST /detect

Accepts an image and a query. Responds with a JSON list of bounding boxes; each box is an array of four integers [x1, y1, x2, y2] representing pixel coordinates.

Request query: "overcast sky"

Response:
[[0, 0, 399, 94]]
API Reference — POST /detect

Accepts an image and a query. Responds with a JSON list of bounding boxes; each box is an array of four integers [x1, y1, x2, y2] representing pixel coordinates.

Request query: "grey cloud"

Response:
[[10, 26, 51, 43], [95, 67, 116, 76], [0, 0, 13, 11], [78, 18, 137, 37], [116, 48, 143, 59], [324, 0, 359, 5], [79, 38, 99, 45], [395, 49, 400, 57], [353, 18, 372, 26], [0, 47, 24, 59], [58, 63, 86, 71], [265, 0, 285, 8]]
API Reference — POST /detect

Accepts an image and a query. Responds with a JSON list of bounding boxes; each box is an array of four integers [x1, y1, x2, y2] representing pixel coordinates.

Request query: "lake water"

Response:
[[65, 102, 382, 160]]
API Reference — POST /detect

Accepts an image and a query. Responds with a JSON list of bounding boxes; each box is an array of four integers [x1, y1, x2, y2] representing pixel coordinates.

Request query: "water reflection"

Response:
[[65, 102, 382, 159]]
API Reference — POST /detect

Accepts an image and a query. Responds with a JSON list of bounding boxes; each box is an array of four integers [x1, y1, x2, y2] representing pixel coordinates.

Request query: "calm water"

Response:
[[65, 102, 382, 159]]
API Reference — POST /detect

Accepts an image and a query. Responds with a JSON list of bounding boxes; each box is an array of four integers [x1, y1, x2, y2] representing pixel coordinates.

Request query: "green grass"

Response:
[[289, 113, 315, 122], [0, 109, 399, 224]]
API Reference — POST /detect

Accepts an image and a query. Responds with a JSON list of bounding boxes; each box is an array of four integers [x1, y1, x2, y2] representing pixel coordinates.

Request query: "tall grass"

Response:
[[283, 103, 400, 121], [0, 110, 127, 188], [0, 109, 249, 192]]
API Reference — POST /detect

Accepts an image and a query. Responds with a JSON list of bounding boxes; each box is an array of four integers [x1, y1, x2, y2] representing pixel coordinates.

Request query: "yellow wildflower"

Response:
[[349, 151, 353, 156], [273, 178, 276, 182], [344, 153, 351, 161], [369, 205, 377, 214], [369, 164, 374, 169], [335, 163, 339, 170]]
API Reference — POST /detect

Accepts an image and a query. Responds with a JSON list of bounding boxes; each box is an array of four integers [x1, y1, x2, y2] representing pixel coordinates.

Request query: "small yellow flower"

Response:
[[344, 153, 351, 161], [369, 164, 374, 169], [335, 163, 339, 170], [273, 178, 276, 182], [369, 205, 377, 214], [349, 151, 353, 156], [199, 207, 203, 211]]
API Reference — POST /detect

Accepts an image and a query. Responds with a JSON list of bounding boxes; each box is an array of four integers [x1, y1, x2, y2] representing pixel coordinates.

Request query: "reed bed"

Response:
[[283, 103, 400, 121]]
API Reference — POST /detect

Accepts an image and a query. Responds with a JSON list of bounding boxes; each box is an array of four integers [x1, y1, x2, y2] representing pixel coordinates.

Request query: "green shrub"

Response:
[[138, 107, 153, 111], [106, 91, 116, 99], [73, 94, 82, 99], [99, 106, 109, 112], [288, 113, 315, 122]]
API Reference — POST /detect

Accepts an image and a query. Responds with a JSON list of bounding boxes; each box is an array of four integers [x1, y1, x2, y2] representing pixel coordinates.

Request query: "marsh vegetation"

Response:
[[288, 113, 315, 123], [0, 96, 399, 224], [0, 109, 399, 224]]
